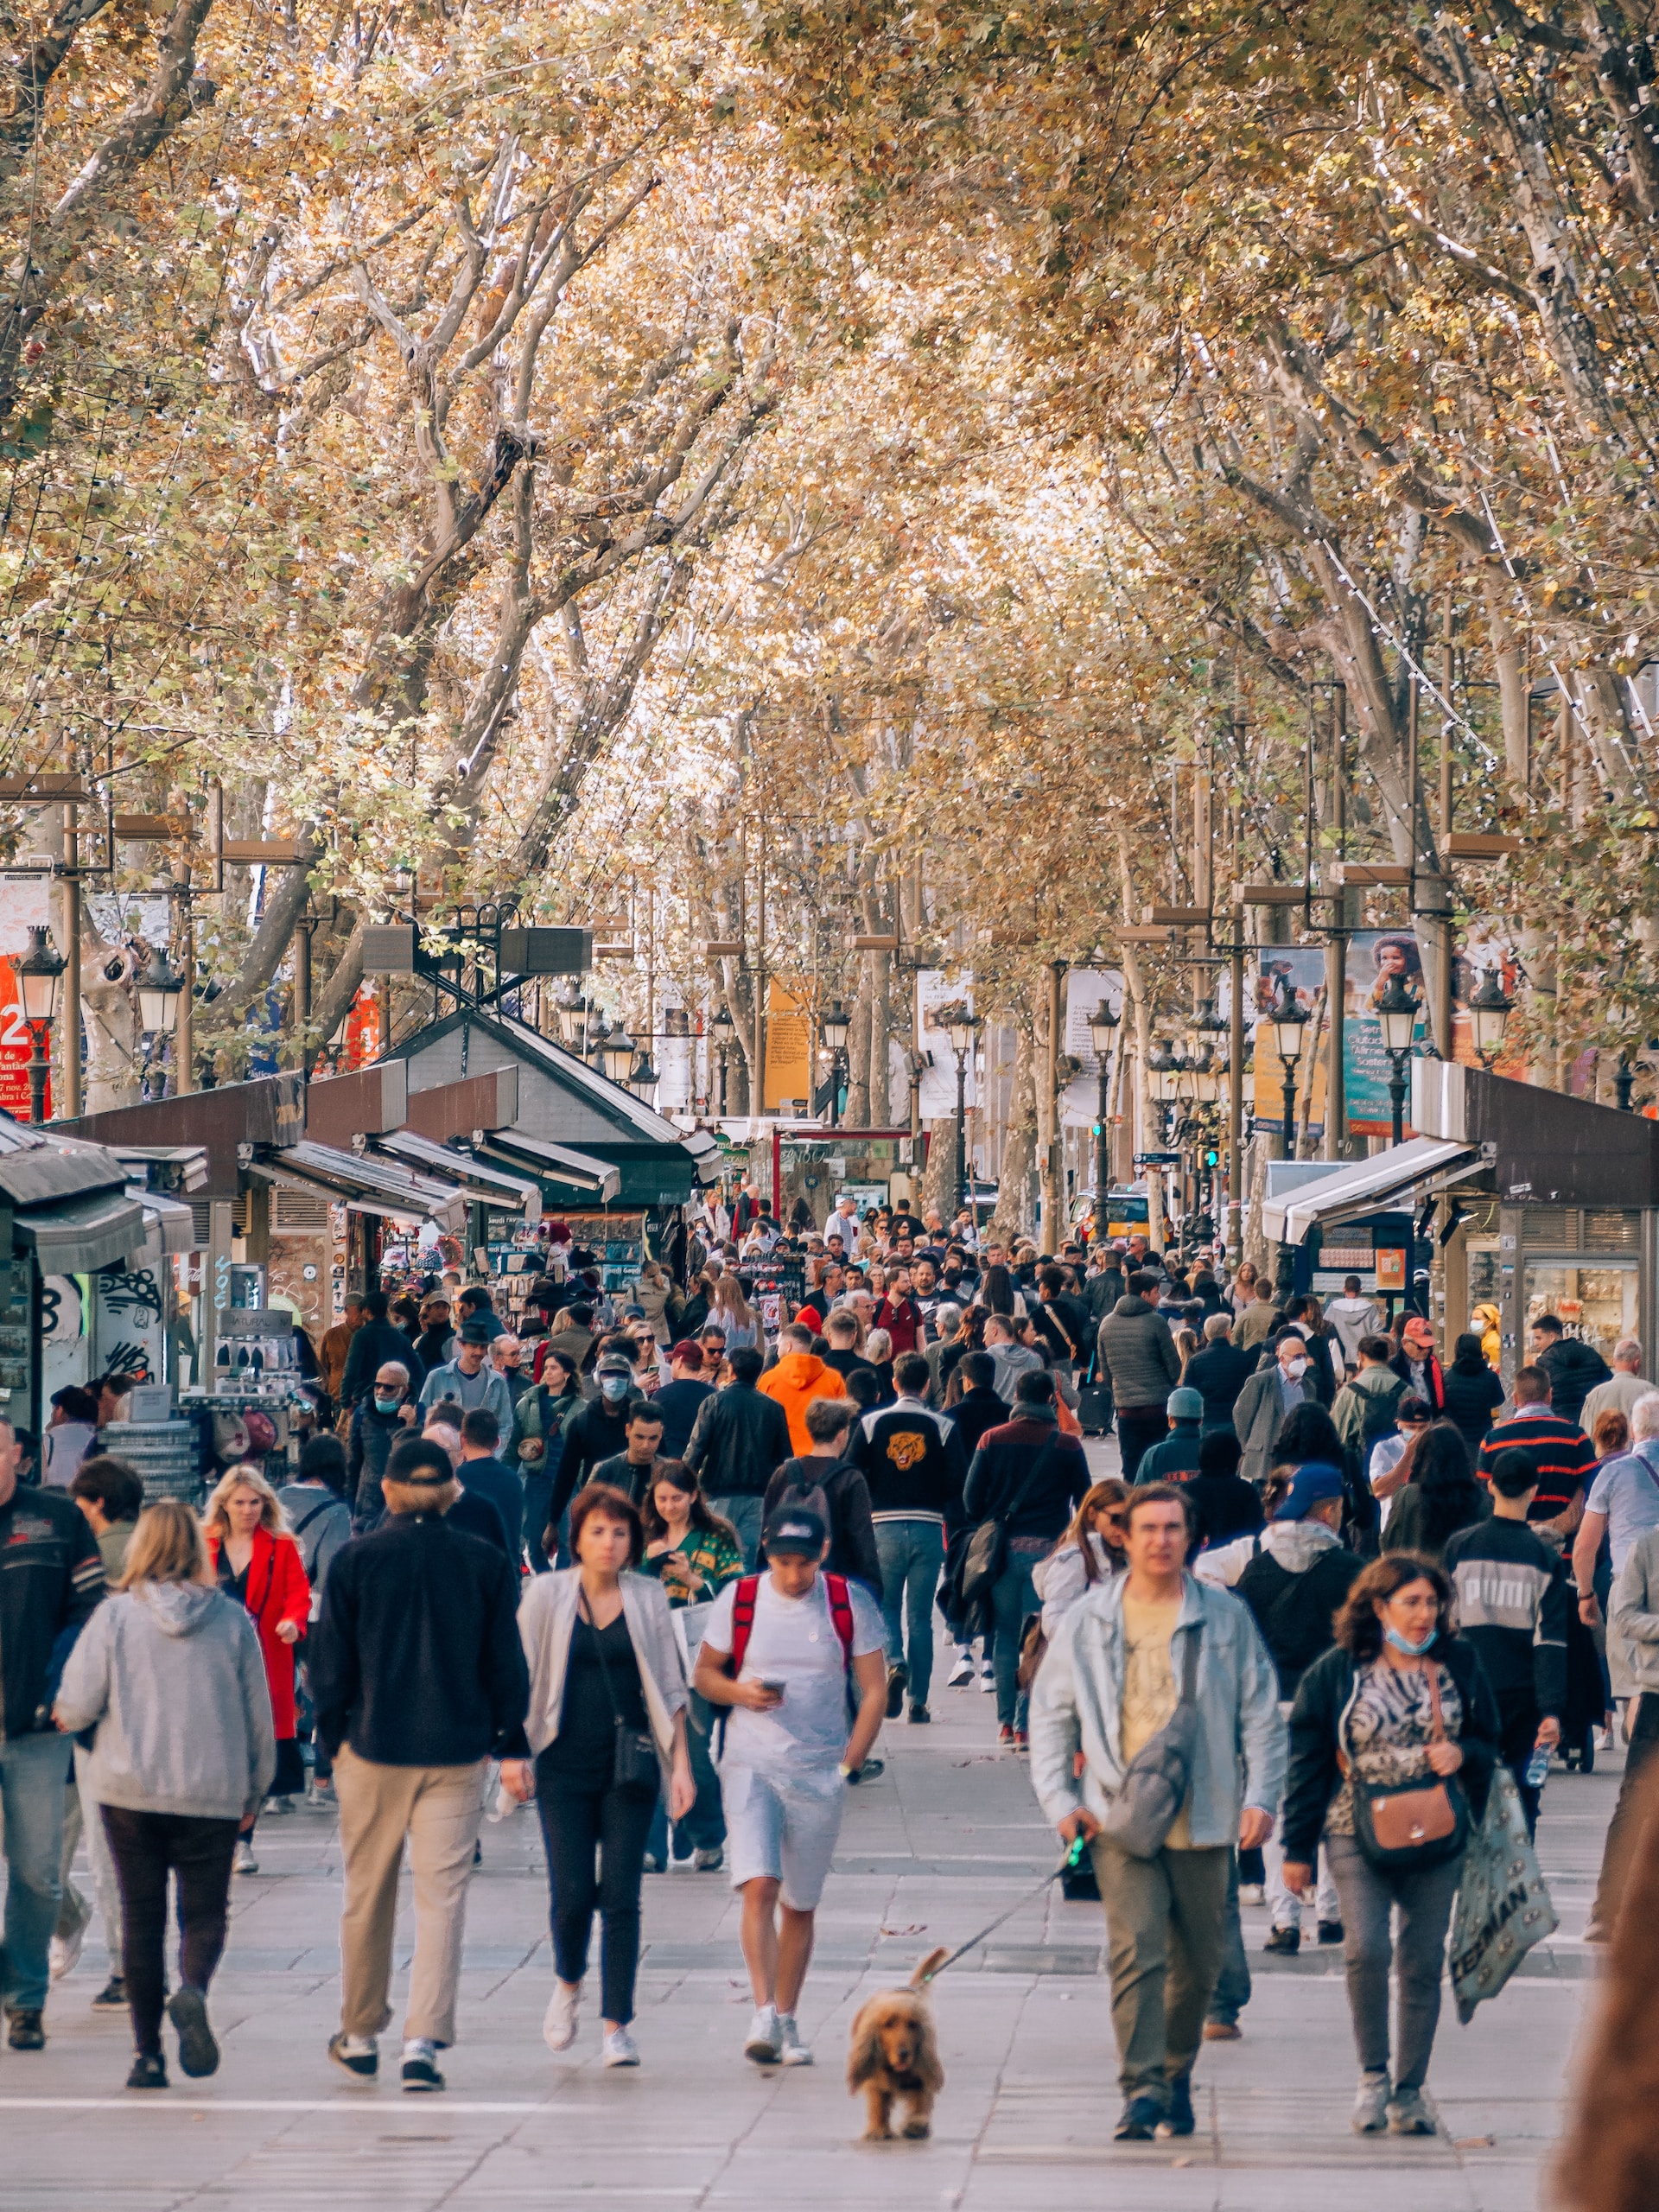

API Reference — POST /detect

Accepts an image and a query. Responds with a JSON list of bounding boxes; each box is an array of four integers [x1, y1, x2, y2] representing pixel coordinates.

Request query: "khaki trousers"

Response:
[[1090, 1838, 1230, 2100], [334, 1744, 487, 2046]]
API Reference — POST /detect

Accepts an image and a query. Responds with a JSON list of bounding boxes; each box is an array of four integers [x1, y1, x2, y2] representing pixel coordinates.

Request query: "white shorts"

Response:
[[722, 1764, 847, 1910]]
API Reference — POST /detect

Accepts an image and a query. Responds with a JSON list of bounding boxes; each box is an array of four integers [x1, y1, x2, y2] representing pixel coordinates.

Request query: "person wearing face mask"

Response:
[[348, 1362, 421, 1527], [1233, 1331, 1321, 1490], [550, 1356, 647, 1527]]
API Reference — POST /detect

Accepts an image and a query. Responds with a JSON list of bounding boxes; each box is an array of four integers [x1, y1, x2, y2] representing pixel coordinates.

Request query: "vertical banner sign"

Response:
[[1251, 947, 1328, 1135], [1060, 969, 1125, 1128], [343, 982, 381, 1071], [1342, 931, 1427, 1137], [0, 879, 51, 1118], [1451, 925, 1527, 1077], [763, 979, 811, 1112], [916, 970, 977, 1116]]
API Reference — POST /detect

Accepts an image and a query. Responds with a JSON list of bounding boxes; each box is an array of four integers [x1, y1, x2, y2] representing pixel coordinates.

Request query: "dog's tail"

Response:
[[910, 1946, 950, 1989]]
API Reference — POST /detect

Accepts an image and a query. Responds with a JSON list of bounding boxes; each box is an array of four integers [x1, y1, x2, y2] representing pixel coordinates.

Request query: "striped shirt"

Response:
[[1476, 1412, 1597, 1521]]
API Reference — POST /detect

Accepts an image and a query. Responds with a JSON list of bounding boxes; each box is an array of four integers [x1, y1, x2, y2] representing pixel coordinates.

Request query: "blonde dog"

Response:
[[847, 1947, 948, 2141]]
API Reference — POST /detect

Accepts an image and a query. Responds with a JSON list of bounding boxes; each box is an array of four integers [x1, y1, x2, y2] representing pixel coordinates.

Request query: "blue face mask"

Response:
[[373, 1396, 401, 1415], [600, 1376, 630, 1401], [1383, 1623, 1437, 1657]]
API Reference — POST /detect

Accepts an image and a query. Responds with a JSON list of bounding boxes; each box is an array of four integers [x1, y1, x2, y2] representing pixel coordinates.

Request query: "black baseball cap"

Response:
[[763, 1507, 826, 1558]]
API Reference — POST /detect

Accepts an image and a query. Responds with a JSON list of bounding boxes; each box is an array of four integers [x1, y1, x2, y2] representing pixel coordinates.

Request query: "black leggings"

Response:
[[100, 1807, 240, 2056], [534, 1754, 656, 2025]]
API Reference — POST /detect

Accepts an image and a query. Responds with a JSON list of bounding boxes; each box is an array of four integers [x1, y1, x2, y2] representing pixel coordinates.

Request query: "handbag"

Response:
[[1345, 1661, 1468, 1872], [1096, 1624, 1203, 1859], [579, 1592, 660, 1797]]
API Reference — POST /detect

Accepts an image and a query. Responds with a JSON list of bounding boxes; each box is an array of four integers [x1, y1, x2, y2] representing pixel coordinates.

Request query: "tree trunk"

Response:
[[991, 1027, 1036, 1243], [847, 977, 872, 1129]]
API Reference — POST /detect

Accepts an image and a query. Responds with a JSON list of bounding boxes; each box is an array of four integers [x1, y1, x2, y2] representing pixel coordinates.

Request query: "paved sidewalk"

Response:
[[4, 1612, 1606, 2212]]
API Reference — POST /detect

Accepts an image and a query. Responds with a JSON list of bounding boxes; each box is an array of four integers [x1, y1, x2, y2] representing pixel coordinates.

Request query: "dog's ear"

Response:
[[912, 2008, 945, 2093], [909, 1946, 950, 1989], [847, 2005, 886, 2088]]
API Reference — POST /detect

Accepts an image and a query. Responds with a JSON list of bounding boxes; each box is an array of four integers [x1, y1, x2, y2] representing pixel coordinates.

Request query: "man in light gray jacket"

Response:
[[1233, 1331, 1320, 1488], [1029, 1484, 1283, 2145]]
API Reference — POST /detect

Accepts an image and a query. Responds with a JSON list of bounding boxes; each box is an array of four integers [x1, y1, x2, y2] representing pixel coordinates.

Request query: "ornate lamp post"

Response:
[[1375, 972, 1419, 1147], [820, 997, 850, 1128], [1088, 997, 1121, 1235], [136, 945, 185, 1097], [709, 1002, 734, 1116], [1268, 980, 1311, 1162], [1467, 968, 1514, 1071], [942, 1004, 982, 1210], [17, 925, 65, 1125]]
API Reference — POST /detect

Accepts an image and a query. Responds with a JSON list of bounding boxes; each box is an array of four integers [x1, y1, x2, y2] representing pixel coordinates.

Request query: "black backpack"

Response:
[[1236, 1545, 1364, 1699]]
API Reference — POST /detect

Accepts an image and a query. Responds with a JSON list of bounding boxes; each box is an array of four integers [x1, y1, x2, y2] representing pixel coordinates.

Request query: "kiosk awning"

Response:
[[13, 1186, 148, 1271], [256, 1141, 467, 1231], [373, 1130, 543, 1223], [478, 1131, 621, 1205], [1264, 1139, 1484, 1248]]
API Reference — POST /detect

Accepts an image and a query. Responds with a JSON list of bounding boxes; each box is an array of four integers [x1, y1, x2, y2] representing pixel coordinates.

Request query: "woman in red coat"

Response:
[[204, 1467, 311, 1872]]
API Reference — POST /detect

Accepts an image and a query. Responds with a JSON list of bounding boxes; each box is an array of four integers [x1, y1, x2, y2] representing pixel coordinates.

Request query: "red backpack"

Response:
[[727, 1571, 856, 1678]]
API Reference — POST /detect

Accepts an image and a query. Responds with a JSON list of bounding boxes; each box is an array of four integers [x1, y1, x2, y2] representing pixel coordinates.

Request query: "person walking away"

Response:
[[1588, 1515, 1659, 1937], [1233, 1331, 1319, 1490], [1234, 1276, 1281, 1352], [1098, 1272, 1183, 1481], [55, 1457, 141, 2002], [455, 1407, 526, 1560], [938, 1351, 1010, 1691], [340, 1289, 427, 1410], [848, 1352, 968, 1725], [276, 1435, 355, 1808], [683, 1345, 792, 1569], [1389, 1315, 1446, 1414], [694, 1505, 887, 2068], [1364, 1395, 1433, 1535], [1033, 1266, 1091, 1400], [757, 1323, 845, 1455], [203, 1468, 311, 1859], [1280, 1554, 1499, 2136], [1028, 1484, 1282, 2139], [499, 1485, 693, 2064], [417, 1322, 514, 1434], [53, 1501, 274, 2089], [321, 1292, 367, 1408], [762, 1396, 882, 1599], [1530, 1312, 1612, 1431], [1332, 1337, 1409, 1524], [982, 1312, 1043, 1408], [1573, 1394, 1659, 1738], [922, 1302, 966, 1402], [1580, 1338, 1648, 1440], [1382, 1421, 1490, 1560], [642, 1464, 744, 1871], [1036, 1480, 1130, 1635], [1136, 1389, 1205, 1483], [1442, 1333, 1506, 1461], [1183, 1432, 1264, 1555], [1444, 1448, 1567, 1840], [1326, 1277, 1383, 1377], [347, 1361, 419, 1527], [1233, 1464, 1363, 1956], [1475, 1365, 1598, 1544], [652, 1340, 716, 1460], [309, 1434, 528, 2091], [961, 1370, 1090, 1749], [1185, 1315, 1257, 1439]]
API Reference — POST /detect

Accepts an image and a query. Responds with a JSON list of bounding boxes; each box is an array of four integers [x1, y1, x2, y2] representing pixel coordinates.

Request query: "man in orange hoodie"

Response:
[[758, 1322, 846, 1455]]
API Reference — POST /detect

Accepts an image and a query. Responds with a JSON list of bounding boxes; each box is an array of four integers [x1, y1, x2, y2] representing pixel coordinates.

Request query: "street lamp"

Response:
[[136, 944, 185, 1100], [1467, 967, 1514, 1071], [17, 925, 64, 1125], [600, 1024, 638, 1084], [1088, 997, 1121, 1236], [556, 990, 594, 1052], [1375, 971, 1420, 1147], [630, 1049, 658, 1092], [709, 1002, 734, 1116], [821, 997, 850, 1128], [935, 1002, 981, 1209], [1268, 980, 1311, 1162]]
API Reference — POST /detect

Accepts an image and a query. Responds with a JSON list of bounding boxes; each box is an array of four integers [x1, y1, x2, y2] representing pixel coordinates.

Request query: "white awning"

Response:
[[1263, 1139, 1484, 1247], [373, 1130, 543, 1223], [256, 1141, 467, 1232]]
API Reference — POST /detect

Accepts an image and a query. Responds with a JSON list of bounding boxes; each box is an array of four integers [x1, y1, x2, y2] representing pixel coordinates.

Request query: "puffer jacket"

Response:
[[757, 1350, 847, 1457], [1028, 1571, 1285, 1844], [1096, 1294, 1181, 1411]]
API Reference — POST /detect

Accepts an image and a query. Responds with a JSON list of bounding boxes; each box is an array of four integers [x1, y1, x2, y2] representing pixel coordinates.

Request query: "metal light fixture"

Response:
[[136, 945, 185, 1035], [709, 1002, 735, 1045], [821, 998, 851, 1052], [1268, 982, 1311, 1066], [1088, 999, 1121, 1056], [601, 1025, 637, 1084], [1467, 968, 1514, 1067], [556, 990, 594, 1048], [945, 1006, 981, 1056], [1374, 970, 1420, 1057], [630, 1050, 658, 1090], [18, 925, 65, 1027]]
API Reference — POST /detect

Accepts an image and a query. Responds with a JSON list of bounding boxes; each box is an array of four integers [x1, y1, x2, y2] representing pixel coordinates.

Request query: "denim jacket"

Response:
[[1027, 1570, 1286, 1846]]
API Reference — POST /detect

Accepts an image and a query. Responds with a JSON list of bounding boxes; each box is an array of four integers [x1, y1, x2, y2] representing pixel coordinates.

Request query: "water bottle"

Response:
[[1524, 1745, 1551, 1790]]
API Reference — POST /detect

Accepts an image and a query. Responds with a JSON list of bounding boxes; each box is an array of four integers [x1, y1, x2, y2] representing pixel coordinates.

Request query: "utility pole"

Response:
[[60, 798, 80, 1118], [1227, 897, 1245, 1268], [1324, 683, 1347, 1160], [1039, 960, 1065, 1249]]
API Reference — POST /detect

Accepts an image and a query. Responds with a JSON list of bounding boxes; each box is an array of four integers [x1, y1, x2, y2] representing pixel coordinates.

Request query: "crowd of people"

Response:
[[1, 1191, 1649, 2149]]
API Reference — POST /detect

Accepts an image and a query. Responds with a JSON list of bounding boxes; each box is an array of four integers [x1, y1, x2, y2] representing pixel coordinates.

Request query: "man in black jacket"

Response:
[[1530, 1312, 1612, 1430], [1233, 1463, 1363, 1956], [339, 1288, 428, 1410], [348, 1358, 419, 1525], [0, 1420, 105, 2048], [1184, 1315, 1259, 1437], [456, 1407, 526, 1560], [310, 1434, 528, 2094], [551, 1355, 646, 1524], [938, 1352, 1010, 1685], [849, 1353, 969, 1722], [683, 1345, 791, 1567]]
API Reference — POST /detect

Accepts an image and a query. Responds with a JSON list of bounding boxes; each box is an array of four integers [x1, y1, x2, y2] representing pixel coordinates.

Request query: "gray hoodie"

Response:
[[54, 1581, 276, 1821]]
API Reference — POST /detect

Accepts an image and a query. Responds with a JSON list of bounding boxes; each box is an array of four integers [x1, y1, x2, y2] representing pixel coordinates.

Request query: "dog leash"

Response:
[[916, 1836, 1091, 1985]]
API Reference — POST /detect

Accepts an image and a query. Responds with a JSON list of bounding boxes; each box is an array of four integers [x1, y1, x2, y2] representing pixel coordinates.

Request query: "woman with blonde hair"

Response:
[[709, 1270, 760, 1351], [203, 1466, 310, 1862], [54, 1501, 275, 2088]]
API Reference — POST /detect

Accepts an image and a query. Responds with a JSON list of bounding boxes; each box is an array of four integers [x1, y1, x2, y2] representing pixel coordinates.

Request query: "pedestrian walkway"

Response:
[[4, 1590, 1606, 2210]]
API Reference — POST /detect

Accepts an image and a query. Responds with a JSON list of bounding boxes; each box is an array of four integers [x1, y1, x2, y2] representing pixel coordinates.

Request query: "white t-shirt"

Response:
[[703, 1572, 884, 1777]]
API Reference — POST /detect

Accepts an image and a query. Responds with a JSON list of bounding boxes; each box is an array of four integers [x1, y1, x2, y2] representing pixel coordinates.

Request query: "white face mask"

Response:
[[1283, 1356, 1309, 1380]]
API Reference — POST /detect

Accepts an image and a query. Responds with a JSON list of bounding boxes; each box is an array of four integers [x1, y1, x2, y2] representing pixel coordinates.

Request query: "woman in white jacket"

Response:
[[1035, 1480, 1130, 1637], [54, 1500, 275, 2091], [500, 1481, 693, 2069]]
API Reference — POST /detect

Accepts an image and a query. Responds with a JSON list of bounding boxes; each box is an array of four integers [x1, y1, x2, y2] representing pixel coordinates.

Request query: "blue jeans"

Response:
[[646, 1693, 726, 1862], [1206, 1849, 1252, 2027], [1, 1731, 71, 2012], [990, 1552, 1042, 1729], [875, 1519, 946, 1707], [709, 1494, 764, 1571]]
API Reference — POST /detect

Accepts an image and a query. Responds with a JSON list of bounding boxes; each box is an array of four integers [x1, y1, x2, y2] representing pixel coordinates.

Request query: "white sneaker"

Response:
[[778, 2014, 812, 2066], [264, 1796, 295, 1815], [744, 2003, 782, 2064], [232, 1840, 257, 1875], [602, 2027, 640, 2068], [1238, 1883, 1266, 1909], [543, 1981, 582, 2053], [947, 1649, 975, 1688], [977, 1662, 995, 1694], [49, 1925, 85, 1980]]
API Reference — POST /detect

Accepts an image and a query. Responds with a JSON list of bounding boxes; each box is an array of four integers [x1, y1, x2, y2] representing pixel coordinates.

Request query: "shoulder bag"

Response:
[[579, 1592, 660, 1797], [1096, 1623, 1203, 1859], [958, 1440, 1063, 1615], [1345, 1660, 1468, 1871]]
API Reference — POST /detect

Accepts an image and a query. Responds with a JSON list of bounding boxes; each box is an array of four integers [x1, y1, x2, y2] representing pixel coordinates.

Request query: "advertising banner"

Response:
[[1251, 946, 1328, 1135], [763, 979, 811, 1111], [1061, 968, 1126, 1128], [1343, 931, 1427, 1137], [916, 970, 977, 1114]]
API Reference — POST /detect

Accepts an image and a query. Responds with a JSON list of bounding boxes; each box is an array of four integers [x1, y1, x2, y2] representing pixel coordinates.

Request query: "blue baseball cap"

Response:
[[1273, 1462, 1346, 1522]]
